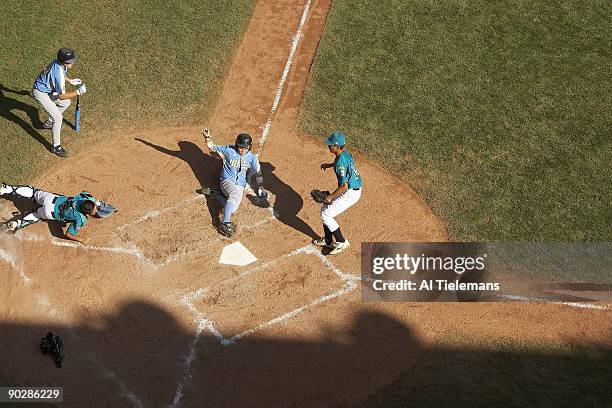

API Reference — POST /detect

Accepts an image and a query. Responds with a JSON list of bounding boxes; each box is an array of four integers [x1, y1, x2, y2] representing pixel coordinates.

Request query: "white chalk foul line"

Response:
[[0, 239, 144, 406], [0, 247, 32, 284], [0, 246, 62, 314], [256, 0, 312, 158], [117, 195, 204, 231], [223, 281, 357, 346], [94, 360, 145, 408], [172, 291, 224, 408], [169, 318, 207, 408], [50, 238, 187, 269], [497, 294, 609, 310]]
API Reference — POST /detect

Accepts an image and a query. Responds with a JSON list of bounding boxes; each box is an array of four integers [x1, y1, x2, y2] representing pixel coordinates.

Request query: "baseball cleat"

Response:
[[0, 182, 8, 196], [52, 145, 69, 158], [329, 240, 350, 255], [218, 221, 235, 237], [312, 237, 334, 248], [197, 187, 212, 196], [0, 221, 18, 233], [42, 119, 53, 129]]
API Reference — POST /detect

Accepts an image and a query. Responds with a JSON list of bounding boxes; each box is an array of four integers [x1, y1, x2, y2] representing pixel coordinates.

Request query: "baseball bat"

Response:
[[75, 95, 81, 132]]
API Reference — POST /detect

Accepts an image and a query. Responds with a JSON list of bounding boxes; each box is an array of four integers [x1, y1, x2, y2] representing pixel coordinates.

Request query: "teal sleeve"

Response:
[[66, 221, 80, 236], [66, 215, 87, 236], [335, 156, 350, 185]]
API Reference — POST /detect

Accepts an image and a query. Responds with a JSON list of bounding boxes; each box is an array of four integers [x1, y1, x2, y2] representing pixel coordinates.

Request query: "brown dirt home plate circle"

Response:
[[1, 0, 609, 407]]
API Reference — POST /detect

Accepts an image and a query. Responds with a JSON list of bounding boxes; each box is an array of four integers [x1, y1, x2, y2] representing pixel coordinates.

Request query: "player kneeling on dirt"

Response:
[[0, 183, 116, 246], [200, 129, 267, 238]]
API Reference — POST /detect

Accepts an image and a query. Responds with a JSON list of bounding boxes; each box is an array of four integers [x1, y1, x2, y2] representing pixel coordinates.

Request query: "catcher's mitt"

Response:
[[96, 201, 118, 218], [310, 189, 330, 204]]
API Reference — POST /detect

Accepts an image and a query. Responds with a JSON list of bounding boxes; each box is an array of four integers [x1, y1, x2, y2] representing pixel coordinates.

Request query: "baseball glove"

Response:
[[310, 189, 330, 204], [96, 201, 117, 218]]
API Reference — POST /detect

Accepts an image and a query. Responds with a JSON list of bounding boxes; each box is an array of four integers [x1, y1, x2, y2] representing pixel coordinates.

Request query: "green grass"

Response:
[[301, 0, 612, 241], [0, 0, 255, 181], [362, 332, 612, 408]]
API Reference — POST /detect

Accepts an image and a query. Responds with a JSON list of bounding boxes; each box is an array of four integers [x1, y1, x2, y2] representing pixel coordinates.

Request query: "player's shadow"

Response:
[[248, 161, 318, 239], [0, 84, 53, 152], [134, 138, 222, 227], [1, 301, 610, 407]]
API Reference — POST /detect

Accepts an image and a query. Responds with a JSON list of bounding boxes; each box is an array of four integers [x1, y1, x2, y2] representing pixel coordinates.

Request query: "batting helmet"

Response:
[[57, 48, 76, 64], [235, 133, 252, 150]]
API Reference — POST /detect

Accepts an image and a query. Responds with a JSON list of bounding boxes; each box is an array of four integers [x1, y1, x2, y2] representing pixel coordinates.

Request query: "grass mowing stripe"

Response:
[[300, 0, 611, 241]]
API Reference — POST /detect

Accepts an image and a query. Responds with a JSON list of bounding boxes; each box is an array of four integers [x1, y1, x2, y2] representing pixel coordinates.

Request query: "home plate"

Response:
[[219, 241, 257, 266]]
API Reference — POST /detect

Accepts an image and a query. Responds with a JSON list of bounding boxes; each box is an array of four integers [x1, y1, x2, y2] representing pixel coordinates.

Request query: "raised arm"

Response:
[[202, 128, 216, 152]]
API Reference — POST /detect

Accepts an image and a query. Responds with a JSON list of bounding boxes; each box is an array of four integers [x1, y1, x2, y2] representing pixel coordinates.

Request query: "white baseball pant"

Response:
[[320, 188, 361, 232], [6, 186, 58, 228]]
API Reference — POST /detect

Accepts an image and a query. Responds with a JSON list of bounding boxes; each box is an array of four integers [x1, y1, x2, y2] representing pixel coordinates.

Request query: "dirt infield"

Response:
[[1, 1, 610, 407]]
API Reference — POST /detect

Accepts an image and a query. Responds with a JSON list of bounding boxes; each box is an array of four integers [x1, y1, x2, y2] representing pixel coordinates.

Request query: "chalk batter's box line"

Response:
[[11, 195, 278, 269], [116, 196, 203, 231], [181, 244, 357, 346], [114, 194, 277, 267], [116, 188, 278, 232]]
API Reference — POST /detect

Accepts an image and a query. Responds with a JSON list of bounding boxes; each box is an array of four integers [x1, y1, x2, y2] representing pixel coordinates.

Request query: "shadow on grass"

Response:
[[0, 84, 52, 153], [0, 301, 609, 407]]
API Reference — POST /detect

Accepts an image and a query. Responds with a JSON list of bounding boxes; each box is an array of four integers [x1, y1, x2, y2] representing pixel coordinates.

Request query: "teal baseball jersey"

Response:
[[334, 150, 362, 189], [53, 191, 95, 235]]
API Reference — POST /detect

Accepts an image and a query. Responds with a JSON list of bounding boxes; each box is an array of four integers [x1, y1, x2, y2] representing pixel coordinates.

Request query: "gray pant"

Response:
[[31, 88, 71, 147], [220, 178, 245, 211]]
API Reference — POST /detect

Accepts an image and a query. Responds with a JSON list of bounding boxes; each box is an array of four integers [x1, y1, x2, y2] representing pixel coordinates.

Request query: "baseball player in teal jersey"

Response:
[[31, 48, 88, 157], [201, 129, 267, 237], [0, 183, 114, 246], [313, 131, 362, 255]]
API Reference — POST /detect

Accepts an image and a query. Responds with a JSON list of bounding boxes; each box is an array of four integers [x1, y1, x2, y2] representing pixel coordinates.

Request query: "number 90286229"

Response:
[[1, 387, 63, 402]]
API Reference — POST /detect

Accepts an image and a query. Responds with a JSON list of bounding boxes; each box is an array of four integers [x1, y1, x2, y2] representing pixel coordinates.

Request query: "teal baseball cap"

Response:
[[324, 130, 346, 146]]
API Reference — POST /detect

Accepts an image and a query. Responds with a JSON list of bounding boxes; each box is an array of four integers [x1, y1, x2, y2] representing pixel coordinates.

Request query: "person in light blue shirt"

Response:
[[201, 129, 266, 237], [31, 47, 88, 157]]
